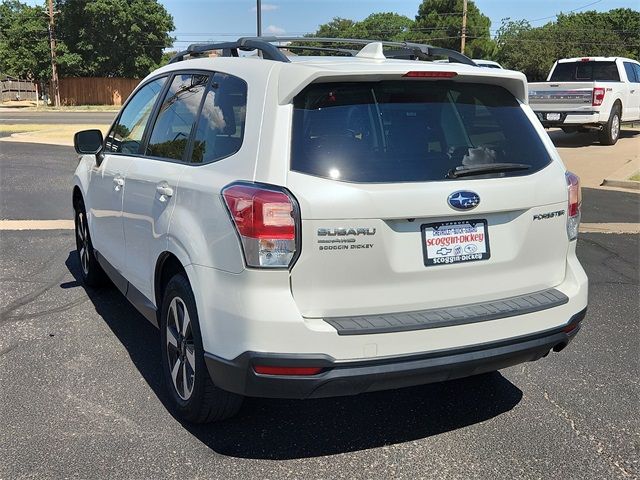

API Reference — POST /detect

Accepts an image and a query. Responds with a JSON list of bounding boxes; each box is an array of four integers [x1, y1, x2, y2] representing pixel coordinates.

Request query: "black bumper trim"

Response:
[[323, 288, 568, 335], [204, 308, 586, 399]]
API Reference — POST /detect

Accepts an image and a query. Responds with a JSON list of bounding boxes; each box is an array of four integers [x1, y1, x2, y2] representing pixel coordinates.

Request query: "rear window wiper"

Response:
[[447, 163, 531, 179]]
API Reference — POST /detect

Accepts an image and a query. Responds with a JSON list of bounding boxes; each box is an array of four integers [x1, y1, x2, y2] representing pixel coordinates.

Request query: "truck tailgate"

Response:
[[528, 82, 595, 111]]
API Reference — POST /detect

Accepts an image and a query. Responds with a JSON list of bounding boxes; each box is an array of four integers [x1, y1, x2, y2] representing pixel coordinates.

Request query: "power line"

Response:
[[528, 0, 604, 23]]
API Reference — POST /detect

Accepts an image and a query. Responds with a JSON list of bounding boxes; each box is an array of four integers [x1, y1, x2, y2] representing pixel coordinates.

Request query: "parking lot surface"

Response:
[[1, 228, 637, 479], [0, 122, 638, 479]]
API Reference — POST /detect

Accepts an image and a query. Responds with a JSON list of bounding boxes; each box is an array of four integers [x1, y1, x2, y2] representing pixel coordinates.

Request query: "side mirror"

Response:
[[74, 129, 104, 155]]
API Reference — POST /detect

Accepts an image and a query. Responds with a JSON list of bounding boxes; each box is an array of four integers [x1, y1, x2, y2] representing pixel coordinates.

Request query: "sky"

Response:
[[163, 0, 638, 48], [24, 0, 638, 47]]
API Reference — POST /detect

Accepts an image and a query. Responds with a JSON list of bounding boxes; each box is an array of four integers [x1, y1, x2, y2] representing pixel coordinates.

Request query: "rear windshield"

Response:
[[291, 81, 551, 183], [549, 61, 620, 82]]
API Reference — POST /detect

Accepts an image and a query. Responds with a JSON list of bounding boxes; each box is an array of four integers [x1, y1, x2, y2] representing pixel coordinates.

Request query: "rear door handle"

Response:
[[156, 183, 174, 202], [113, 175, 124, 191]]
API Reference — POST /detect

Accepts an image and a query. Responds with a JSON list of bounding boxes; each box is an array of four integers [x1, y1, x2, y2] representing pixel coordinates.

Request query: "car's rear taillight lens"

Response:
[[566, 172, 581, 240], [592, 87, 605, 106], [222, 183, 299, 268]]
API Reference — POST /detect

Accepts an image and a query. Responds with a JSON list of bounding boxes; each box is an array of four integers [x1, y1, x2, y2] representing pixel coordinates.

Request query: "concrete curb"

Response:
[[599, 157, 640, 191], [0, 107, 119, 113], [0, 133, 73, 147], [580, 223, 640, 234], [601, 178, 640, 190], [0, 220, 74, 230]]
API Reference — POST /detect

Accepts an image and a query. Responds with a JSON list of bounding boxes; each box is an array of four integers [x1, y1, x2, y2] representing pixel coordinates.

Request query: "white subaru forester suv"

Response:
[[72, 38, 588, 423]]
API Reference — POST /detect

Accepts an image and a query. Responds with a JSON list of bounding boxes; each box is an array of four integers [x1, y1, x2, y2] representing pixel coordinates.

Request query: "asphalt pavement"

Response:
[[0, 110, 116, 125], [0, 143, 75, 220], [2, 141, 638, 224], [581, 187, 640, 224], [0, 229, 637, 479], [0, 140, 638, 479]]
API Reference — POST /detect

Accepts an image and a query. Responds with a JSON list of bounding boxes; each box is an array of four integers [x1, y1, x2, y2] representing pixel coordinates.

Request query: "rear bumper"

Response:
[[534, 110, 603, 127], [204, 307, 586, 399]]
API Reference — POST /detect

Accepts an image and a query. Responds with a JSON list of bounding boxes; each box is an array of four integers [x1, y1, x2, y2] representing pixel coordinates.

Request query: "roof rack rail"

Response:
[[279, 45, 358, 57], [169, 37, 476, 66]]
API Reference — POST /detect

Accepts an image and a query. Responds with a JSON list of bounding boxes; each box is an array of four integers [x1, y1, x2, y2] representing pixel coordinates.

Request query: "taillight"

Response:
[[592, 87, 605, 106], [222, 183, 299, 268], [566, 172, 581, 240]]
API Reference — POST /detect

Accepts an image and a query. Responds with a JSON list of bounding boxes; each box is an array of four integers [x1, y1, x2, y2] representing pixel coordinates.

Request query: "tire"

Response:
[[561, 127, 578, 134], [74, 200, 108, 287], [160, 273, 243, 423], [599, 104, 621, 145]]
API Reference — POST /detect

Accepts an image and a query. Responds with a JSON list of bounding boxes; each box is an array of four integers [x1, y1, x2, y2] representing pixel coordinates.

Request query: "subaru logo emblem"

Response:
[[448, 191, 480, 210]]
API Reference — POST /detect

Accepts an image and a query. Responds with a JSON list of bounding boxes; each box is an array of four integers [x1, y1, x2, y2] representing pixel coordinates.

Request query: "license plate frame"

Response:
[[421, 219, 491, 267]]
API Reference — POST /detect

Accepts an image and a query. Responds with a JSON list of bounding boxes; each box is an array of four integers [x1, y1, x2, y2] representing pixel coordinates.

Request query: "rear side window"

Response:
[[291, 81, 551, 183], [623, 62, 639, 83], [191, 73, 247, 163], [146, 74, 209, 161], [105, 77, 165, 154], [549, 61, 620, 82]]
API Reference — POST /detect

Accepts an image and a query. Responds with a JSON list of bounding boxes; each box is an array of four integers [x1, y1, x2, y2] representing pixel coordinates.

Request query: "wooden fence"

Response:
[[58, 77, 141, 106]]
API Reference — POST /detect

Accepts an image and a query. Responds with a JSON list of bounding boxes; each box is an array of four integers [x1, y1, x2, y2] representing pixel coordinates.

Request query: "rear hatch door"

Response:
[[287, 80, 569, 318]]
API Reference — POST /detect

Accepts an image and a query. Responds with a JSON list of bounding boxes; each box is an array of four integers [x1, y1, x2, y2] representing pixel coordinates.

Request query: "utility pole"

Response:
[[47, 0, 60, 107], [460, 0, 468, 54], [256, 0, 262, 36]]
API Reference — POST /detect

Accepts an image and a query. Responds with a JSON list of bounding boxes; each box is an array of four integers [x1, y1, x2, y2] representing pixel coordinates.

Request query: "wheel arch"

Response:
[[72, 185, 83, 209], [612, 98, 622, 111], [154, 251, 188, 315]]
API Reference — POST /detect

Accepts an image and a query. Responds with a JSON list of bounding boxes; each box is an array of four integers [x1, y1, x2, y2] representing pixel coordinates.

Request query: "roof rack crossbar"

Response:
[[169, 38, 291, 64], [168, 36, 476, 66]]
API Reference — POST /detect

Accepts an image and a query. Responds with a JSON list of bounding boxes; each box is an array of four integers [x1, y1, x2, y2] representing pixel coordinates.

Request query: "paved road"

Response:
[[2, 141, 640, 224], [0, 143, 75, 220], [0, 230, 637, 479], [0, 110, 116, 125], [582, 187, 640, 224], [0, 140, 638, 479]]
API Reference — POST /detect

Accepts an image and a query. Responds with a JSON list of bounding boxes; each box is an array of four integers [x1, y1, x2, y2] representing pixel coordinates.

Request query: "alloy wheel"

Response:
[[166, 296, 196, 401], [611, 115, 620, 141], [76, 211, 90, 276]]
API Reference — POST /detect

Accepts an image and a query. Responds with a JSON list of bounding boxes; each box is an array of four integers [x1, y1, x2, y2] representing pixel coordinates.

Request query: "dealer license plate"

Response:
[[421, 220, 490, 266]]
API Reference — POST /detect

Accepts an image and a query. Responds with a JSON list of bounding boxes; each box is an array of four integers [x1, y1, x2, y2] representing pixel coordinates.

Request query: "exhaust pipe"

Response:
[[553, 342, 568, 352]]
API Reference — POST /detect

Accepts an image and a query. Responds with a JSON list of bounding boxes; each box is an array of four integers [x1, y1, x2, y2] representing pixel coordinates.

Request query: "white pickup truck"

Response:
[[529, 57, 640, 145]]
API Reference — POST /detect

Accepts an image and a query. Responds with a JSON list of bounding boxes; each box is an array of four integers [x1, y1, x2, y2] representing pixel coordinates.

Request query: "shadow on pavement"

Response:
[[548, 129, 638, 148], [66, 252, 523, 460]]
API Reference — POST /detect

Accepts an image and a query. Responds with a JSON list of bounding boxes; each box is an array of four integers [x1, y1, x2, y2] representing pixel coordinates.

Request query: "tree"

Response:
[[352, 13, 414, 41], [409, 0, 494, 58], [555, 9, 637, 60], [606, 8, 640, 60], [495, 9, 639, 81], [311, 13, 413, 42], [55, 0, 174, 78], [313, 17, 358, 39], [0, 0, 50, 81], [494, 20, 557, 81]]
